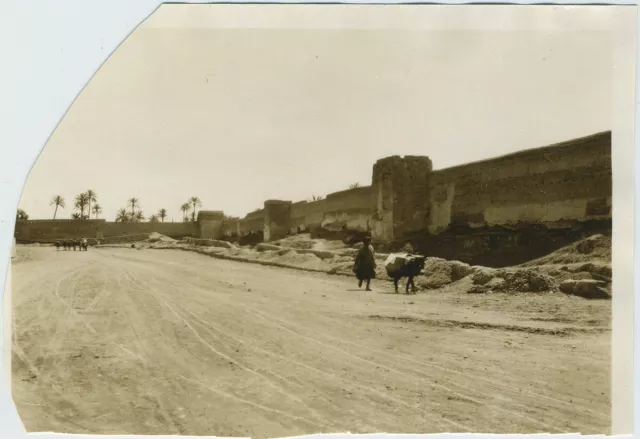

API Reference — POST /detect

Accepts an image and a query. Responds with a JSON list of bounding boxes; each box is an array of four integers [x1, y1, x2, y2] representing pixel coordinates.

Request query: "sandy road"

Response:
[[11, 246, 610, 437]]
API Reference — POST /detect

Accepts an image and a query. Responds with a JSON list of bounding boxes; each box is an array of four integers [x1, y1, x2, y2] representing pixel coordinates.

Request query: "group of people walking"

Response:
[[55, 238, 89, 251]]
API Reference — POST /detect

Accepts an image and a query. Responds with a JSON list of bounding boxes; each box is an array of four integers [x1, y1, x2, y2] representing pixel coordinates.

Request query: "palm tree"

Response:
[[16, 209, 29, 221], [348, 182, 361, 189], [149, 214, 159, 223], [116, 208, 129, 222], [158, 208, 168, 222], [92, 204, 102, 219], [189, 196, 202, 222], [50, 195, 65, 219], [134, 211, 145, 222], [75, 193, 89, 218], [71, 213, 82, 220], [128, 198, 139, 217], [85, 190, 97, 218], [308, 195, 324, 202], [180, 203, 191, 222]]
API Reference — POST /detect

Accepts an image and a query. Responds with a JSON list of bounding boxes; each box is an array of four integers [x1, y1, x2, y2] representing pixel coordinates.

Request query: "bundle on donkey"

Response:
[[384, 251, 426, 294]]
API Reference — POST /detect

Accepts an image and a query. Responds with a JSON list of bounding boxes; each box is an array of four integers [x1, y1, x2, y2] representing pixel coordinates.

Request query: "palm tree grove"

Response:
[[17, 192, 205, 224]]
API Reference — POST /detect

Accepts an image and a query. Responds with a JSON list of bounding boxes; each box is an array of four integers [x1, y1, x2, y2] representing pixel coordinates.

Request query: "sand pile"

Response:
[[519, 234, 611, 267], [168, 233, 611, 300], [417, 258, 474, 289], [515, 234, 612, 299], [274, 233, 348, 252], [147, 233, 177, 244], [255, 243, 282, 252], [559, 279, 610, 299], [466, 268, 557, 295], [494, 269, 558, 293]]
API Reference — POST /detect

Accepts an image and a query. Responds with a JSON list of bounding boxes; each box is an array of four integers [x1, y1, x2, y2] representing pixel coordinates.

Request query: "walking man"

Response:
[[353, 236, 376, 291]]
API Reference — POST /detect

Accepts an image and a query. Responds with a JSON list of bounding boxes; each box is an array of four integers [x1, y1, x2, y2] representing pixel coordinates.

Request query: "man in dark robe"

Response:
[[353, 236, 376, 291]]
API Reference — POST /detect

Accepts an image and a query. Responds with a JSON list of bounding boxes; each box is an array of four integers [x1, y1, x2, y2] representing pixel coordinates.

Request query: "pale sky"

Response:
[[20, 9, 612, 222]]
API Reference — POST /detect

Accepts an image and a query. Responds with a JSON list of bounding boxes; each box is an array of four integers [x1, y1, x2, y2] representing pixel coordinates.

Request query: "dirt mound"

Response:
[[495, 269, 558, 293], [163, 233, 608, 300], [276, 234, 348, 252], [295, 248, 335, 260], [520, 234, 611, 267], [147, 233, 176, 243], [274, 235, 315, 250], [255, 243, 282, 252], [560, 279, 611, 299], [471, 267, 500, 285], [417, 258, 474, 289]]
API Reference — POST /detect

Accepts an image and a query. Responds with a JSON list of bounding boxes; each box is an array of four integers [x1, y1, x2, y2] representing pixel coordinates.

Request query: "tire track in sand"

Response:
[[112, 262, 333, 432], [167, 260, 605, 427], [124, 258, 474, 431], [169, 274, 564, 433]]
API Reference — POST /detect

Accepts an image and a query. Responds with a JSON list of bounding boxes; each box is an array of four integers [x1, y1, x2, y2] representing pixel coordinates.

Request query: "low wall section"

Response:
[[15, 220, 105, 243], [14, 219, 197, 243]]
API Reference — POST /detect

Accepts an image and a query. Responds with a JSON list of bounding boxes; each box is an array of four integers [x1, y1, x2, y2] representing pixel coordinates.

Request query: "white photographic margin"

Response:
[[0, 1, 637, 439]]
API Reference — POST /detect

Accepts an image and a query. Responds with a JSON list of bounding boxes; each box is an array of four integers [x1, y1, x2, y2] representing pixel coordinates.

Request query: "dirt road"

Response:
[[11, 246, 610, 436]]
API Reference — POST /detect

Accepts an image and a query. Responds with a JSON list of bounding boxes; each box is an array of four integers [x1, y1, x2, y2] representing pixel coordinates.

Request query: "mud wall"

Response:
[[239, 209, 265, 236], [14, 219, 106, 243], [14, 219, 197, 242], [427, 131, 611, 234], [221, 217, 241, 238], [235, 185, 376, 242], [231, 131, 611, 266], [197, 211, 224, 239], [371, 155, 433, 241], [408, 131, 612, 266], [100, 222, 197, 240], [15, 131, 611, 266], [264, 201, 292, 242]]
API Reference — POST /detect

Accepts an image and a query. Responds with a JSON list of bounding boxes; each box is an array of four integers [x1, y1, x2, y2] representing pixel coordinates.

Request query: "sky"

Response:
[[19, 8, 612, 222]]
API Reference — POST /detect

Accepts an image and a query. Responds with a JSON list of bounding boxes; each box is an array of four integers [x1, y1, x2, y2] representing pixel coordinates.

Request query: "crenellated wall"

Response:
[[230, 130, 612, 263], [411, 131, 612, 265], [15, 131, 612, 265], [426, 131, 611, 234]]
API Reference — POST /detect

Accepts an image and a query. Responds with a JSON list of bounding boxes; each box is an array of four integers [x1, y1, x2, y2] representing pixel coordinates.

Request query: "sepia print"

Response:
[[7, 4, 636, 438]]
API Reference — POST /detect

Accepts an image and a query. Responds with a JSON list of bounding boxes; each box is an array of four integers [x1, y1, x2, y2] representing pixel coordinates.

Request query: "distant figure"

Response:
[[54, 241, 60, 251], [81, 238, 88, 251], [353, 236, 376, 291], [62, 240, 68, 251], [71, 240, 77, 251]]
